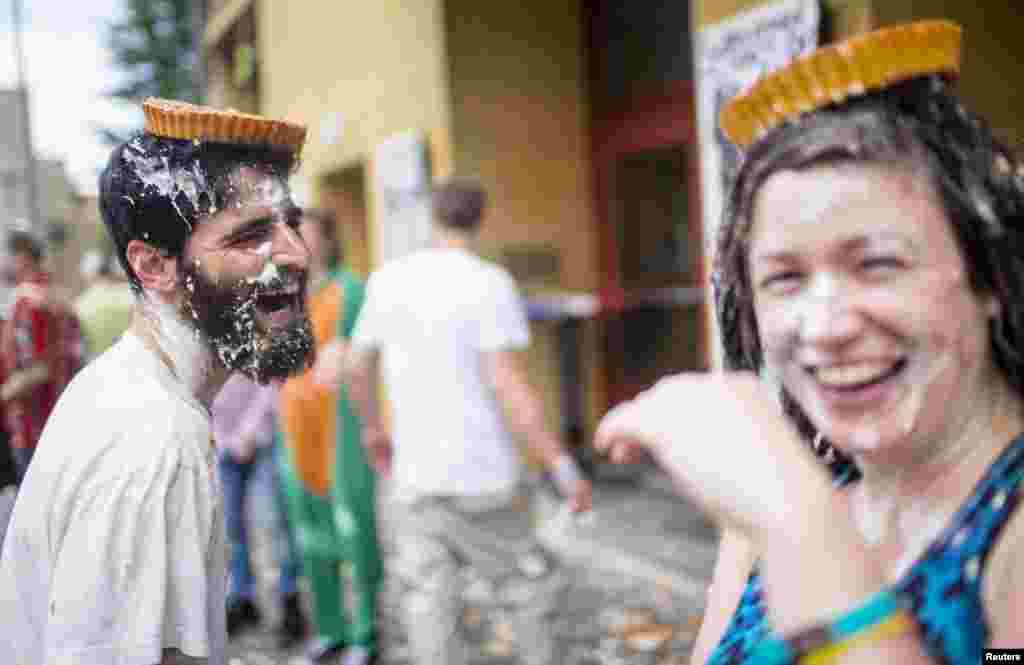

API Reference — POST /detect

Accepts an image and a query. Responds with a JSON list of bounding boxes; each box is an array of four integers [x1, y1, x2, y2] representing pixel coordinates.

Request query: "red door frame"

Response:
[[589, 74, 708, 406]]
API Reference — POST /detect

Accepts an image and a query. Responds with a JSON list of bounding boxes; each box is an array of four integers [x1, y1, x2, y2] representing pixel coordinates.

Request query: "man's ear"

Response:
[[126, 239, 177, 295]]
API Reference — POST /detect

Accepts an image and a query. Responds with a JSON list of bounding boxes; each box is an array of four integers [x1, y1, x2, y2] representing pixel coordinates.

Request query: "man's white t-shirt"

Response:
[[351, 247, 530, 497], [0, 332, 227, 665]]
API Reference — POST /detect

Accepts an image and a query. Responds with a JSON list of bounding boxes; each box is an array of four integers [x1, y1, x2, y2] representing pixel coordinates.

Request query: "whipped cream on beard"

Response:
[[180, 256, 315, 385]]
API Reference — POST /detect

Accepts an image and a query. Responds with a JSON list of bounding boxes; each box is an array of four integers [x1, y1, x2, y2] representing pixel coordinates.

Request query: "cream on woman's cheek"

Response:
[[887, 265, 981, 445]]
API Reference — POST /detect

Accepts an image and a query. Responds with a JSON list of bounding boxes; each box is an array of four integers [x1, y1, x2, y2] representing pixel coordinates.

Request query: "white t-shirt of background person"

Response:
[[0, 332, 227, 665], [351, 247, 531, 498]]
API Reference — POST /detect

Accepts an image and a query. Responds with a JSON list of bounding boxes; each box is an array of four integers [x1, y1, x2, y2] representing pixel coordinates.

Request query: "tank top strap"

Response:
[[920, 432, 1024, 572], [892, 432, 1024, 665]]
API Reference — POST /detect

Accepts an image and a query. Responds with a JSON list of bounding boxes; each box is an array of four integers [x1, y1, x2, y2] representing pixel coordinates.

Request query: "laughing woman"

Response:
[[596, 21, 1024, 665]]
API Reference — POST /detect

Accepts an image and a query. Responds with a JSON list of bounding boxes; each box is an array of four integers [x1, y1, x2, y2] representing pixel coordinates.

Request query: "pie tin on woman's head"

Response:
[[720, 20, 962, 149]]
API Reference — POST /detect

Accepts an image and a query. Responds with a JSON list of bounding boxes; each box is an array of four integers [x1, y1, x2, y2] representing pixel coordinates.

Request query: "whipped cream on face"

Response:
[[249, 259, 281, 286], [896, 349, 952, 438], [849, 426, 882, 451], [792, 272, 842, 342]]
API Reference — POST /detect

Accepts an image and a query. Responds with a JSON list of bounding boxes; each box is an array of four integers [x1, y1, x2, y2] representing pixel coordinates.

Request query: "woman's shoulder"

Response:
[[691, 529, 761, 665]]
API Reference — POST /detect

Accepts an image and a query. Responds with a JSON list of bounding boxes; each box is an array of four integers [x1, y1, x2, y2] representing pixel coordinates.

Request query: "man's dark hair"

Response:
[[98, 133, 298, 293], [432, 177, 487, 231], [714, 75, 1024, 478], [7, 230, 43, 262]]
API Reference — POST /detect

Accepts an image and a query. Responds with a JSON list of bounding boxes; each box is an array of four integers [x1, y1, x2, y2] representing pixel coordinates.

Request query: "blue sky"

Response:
[[0, 0, 141, 194]]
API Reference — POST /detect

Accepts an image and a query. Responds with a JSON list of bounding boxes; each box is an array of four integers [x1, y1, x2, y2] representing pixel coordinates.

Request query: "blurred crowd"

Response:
[[0, 230, 133, 492]]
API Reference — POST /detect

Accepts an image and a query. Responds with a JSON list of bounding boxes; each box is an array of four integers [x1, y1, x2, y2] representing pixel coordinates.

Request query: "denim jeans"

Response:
[[10, 446, 34, 485], [219, 442, 301, 603]]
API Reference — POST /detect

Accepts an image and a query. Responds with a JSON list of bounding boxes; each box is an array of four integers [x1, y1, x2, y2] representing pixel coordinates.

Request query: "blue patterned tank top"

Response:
[[706, 433, 1024, 665]]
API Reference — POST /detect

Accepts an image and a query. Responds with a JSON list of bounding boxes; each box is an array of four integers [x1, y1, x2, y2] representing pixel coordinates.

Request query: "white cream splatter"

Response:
[[123, 149, 209, 230], [248, 260, 281, 286], [850, 486, 893, 547], [849, 427, 882, 450], [139, 296, 218, 406]]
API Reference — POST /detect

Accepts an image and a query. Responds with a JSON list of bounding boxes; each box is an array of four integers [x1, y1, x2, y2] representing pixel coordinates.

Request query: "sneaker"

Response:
[[341, 645, 378, 665], [277, 592, 308, 649], [225, 597, 262, 638], [305, 636, 348, 664]]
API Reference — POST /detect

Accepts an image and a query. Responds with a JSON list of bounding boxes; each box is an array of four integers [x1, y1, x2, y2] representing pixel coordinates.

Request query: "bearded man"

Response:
[[0, 99, 314, 665]]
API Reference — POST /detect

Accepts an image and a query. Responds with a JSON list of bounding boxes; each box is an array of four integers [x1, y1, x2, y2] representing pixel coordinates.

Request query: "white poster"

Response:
[[373, 131, 432, 265], [695, 0, 819, 367]]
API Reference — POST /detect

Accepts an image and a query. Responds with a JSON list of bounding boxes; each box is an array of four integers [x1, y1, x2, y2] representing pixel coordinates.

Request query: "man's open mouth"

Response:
[[255, 289, 303, 325]]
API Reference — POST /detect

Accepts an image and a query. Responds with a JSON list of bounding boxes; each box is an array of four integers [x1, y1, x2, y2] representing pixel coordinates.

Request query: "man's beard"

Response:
[[179, 260, 315, 384]]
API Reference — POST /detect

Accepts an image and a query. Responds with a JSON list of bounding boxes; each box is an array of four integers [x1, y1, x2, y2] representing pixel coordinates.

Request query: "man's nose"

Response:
[[269, 222, 309, 270]]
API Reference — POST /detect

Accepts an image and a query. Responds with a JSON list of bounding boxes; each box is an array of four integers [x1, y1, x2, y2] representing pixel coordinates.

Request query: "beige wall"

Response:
[[694, 0, 766, 28], [49, 195, 104, 298], [444, 0, 597, 292], [695, 0, 872, 32], [319, 166, 371, 279], [258, 0, 453, 187], [873, 2, 1024, 151], [443, 0, 604, 455]]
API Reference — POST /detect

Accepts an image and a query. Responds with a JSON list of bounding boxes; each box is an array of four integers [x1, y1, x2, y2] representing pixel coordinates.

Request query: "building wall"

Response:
[[50, 194, 105, 298], [38, 160, 82, 295], [873, 2, 1024, 151], [202, 0, 258, 111], [319, 165, 371, 279], [0, 90, 30, 222], [443, 0, 605, 457], [444, 0, 597, 291], [258, 0, 453, 186]]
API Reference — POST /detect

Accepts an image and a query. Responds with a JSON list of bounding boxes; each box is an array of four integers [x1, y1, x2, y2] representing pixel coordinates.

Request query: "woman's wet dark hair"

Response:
[[99, 133, 298, 293], [714, 75, 1024, 477]]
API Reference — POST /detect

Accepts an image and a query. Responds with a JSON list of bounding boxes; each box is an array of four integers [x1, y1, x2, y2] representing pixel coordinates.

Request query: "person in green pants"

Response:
[[278, 209, 381, 665]]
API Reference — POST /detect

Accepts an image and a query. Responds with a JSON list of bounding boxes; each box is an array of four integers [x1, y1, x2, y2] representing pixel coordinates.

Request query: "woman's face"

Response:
[[748, 161, 1000, 460]]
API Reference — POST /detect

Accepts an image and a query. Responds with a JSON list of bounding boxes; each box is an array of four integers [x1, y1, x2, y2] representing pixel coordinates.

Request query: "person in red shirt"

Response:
[[0, 313, 14, 491], [0, 230, 83, 482]]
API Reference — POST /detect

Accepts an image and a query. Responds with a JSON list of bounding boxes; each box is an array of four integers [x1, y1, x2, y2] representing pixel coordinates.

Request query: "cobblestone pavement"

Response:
[[227, 563, 704, 665], [227, 475, 710, 665]]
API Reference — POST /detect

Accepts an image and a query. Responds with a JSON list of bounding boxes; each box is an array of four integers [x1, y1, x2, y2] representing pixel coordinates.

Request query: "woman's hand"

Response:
[[595, 371, 830, 539]]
